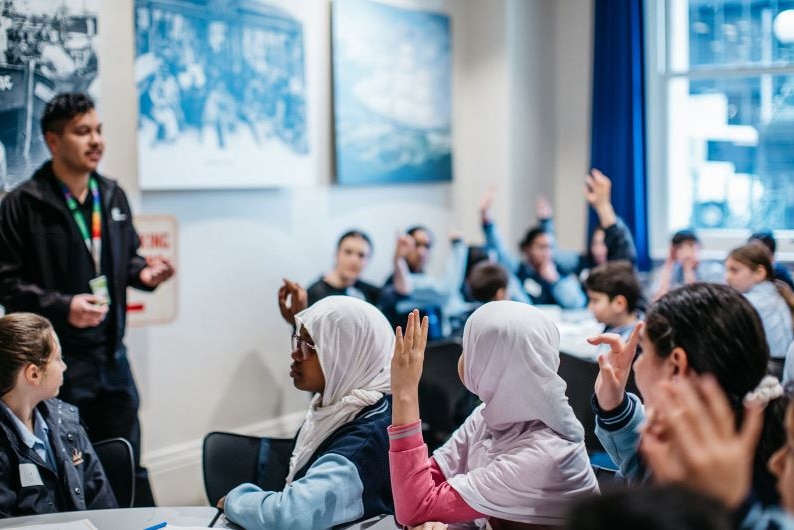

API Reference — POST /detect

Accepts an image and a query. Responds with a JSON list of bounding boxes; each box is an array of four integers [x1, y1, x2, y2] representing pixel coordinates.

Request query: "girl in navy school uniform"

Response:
[[0, 313, 117, 517], [220, 296, 394, 529]]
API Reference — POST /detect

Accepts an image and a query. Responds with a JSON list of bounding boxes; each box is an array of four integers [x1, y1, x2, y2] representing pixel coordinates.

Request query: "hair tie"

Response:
[[743, 375, 784, 407]]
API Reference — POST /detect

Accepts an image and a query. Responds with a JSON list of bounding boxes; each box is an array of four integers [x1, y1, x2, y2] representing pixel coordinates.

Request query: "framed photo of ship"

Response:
[[332, 0, 453, 185]]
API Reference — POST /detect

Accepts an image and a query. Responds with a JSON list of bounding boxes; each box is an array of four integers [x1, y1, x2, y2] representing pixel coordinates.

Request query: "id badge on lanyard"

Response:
[[61, 177, 110, 305]]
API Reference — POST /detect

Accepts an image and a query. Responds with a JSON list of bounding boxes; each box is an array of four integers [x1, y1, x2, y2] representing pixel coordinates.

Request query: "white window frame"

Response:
[[645, 0, 794, 262]]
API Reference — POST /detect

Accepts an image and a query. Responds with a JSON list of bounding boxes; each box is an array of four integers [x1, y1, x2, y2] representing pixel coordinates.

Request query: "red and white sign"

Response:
[[127, 215, 178, 327]]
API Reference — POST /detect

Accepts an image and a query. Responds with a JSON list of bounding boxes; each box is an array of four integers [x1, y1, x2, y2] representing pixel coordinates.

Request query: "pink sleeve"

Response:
[[388, 421, 485, 527]]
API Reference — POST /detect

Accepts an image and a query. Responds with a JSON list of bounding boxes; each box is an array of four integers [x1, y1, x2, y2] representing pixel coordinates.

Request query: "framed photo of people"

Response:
[[133, 0, 323, 189], [0, 0, 99, 191]]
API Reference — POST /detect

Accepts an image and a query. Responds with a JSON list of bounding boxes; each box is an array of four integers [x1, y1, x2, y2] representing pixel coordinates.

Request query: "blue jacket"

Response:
[[225, 396, 393, 529], [0, 398, 117, 517], [482, 221, 586, 308]]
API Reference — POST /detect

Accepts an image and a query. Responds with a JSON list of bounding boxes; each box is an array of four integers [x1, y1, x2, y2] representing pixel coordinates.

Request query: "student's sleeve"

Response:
[[482, 222, 519, 274], [388, 421, 484, 527], [224, 453, 366, 530], [440, 239, 468, 300], [551, 275, 587, 308], [603, 218, 637, 264], [79, 429, 118, 509], [784, 343, 794, 387], [0, 195, 72, 322], [593, 393, 646, 481]]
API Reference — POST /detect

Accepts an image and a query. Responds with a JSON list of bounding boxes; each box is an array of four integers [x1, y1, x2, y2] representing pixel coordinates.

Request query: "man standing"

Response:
[[0, 93, 174, 506]]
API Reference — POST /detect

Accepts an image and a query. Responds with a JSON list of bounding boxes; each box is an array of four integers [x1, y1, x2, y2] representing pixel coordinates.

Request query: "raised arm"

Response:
[[392, 234, 414, 296], [278, 278, 308, 326], [389, 311, 483, 526], [589, 324, 647, 478], [480, 188, 518, 273]]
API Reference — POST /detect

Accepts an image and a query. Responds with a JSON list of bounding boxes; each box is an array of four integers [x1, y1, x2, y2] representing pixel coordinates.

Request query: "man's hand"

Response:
[[68, 294, 109, 328], [139, 256, 175, 288], [278, 278, 307, 326]]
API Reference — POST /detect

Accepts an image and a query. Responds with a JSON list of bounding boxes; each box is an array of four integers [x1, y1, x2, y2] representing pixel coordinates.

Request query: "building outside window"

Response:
[[646, 0, 794, 258]]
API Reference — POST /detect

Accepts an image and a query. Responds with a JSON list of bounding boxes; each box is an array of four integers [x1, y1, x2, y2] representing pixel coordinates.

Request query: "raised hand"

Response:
[[585, 169, 617, 228], [536, 195, 553, 221], [479, 185, 497, 225], [584, 169, 612, 207], [395, 234, 414, 262], [391, 309, 429, 426], [277, 278, 308, 326], [588, 322, 643, 411], [640, 375, 764, 509]]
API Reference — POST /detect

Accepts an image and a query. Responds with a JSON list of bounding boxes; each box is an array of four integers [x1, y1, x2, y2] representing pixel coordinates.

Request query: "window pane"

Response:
[[672, 0, 794, 71], [667, 74, 794, 229]]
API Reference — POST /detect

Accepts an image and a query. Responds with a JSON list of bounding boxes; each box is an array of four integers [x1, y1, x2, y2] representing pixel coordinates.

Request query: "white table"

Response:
[[0, 506, 224, 529]]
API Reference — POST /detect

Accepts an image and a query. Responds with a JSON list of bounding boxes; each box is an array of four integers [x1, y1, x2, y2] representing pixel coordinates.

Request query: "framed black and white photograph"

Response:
[[0, 0, 99, 191]]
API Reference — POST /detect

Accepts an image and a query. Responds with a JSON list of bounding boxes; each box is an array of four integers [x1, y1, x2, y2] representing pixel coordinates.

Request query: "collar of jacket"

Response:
[[20, 161, 118, 214], [0, 400, 62, 472]]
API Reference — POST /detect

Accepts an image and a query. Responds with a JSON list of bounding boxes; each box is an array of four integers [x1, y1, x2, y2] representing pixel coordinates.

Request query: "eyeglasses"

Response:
[[291, 334, 317, 360]]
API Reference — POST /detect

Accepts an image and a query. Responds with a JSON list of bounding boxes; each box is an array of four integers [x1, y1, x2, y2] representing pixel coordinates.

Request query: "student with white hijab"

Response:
[[221, 296, 395, 529], [389, 303, 598, 529]]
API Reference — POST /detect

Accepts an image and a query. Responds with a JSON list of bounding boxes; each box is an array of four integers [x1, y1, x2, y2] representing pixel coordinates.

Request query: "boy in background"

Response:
[[585, 261, 642, 346]]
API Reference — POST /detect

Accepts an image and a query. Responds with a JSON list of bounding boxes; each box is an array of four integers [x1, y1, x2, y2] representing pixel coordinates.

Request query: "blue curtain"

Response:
[[590, 0, 650, 271]]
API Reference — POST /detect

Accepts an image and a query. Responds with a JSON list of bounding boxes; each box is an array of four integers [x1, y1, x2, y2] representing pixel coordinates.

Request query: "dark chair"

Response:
[[202, 431, 294, 506], [591, 464, 627, 492], [558, 351, 640, 452], [418, 340, 475, 451], [93, 437, 135, 508]]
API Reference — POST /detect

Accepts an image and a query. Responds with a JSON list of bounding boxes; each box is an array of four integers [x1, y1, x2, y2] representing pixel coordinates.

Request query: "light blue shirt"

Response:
[[224, 453, 365, 530], [745, 281, 793, 359], [0, 401, 53, 467]]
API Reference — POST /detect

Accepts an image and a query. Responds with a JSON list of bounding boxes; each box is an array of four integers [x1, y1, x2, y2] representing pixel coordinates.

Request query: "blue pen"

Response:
[[143, 523, 167, 530]]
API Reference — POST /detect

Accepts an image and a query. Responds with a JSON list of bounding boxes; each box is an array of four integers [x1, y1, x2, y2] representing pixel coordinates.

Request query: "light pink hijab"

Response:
[[433, 301, 598, 526]]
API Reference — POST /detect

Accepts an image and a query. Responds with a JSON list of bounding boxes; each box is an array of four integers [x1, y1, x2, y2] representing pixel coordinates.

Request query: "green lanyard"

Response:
[[60, 177, 102, 276]]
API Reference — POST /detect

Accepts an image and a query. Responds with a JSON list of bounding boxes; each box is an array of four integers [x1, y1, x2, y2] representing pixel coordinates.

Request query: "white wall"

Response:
[[93, 0, 593, 505]]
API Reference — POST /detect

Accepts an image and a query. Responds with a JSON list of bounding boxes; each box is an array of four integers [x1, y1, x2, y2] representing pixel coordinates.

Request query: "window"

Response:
[[646, 0, 794, 259]]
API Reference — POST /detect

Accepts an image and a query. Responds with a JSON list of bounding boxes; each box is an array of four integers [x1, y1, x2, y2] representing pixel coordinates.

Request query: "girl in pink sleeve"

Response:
[[389, 303, 599, 529]]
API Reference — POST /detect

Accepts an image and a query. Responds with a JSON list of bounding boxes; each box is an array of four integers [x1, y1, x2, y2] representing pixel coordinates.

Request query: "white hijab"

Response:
[[285, 296, 393, 484], [433, 301, 598, 526]]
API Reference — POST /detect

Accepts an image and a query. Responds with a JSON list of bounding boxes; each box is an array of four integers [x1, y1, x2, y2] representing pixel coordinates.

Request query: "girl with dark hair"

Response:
[[726, 242, 794, 374], [589, 283, 787, 506], [278, 230, 384, 327], [0, 313, 116, 517]]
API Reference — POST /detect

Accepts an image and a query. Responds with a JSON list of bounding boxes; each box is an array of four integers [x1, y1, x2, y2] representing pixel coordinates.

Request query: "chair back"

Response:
[[591, 464, 627, 492], [202, 431, 294, 506], [93, 437, 135, 508]]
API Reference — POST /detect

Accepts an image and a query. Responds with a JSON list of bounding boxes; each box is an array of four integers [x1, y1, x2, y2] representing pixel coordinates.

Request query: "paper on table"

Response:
[[5, 520, 98, 530]]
